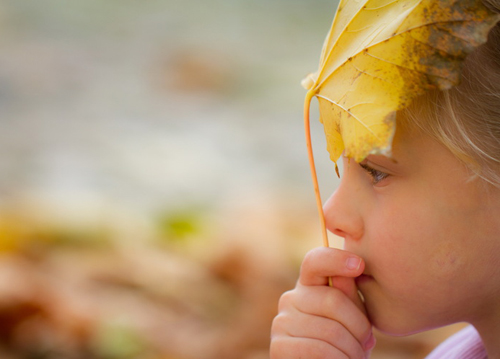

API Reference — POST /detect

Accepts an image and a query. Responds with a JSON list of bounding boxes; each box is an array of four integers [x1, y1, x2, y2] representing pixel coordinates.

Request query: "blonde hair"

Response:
[[401, 7, 500, 186]]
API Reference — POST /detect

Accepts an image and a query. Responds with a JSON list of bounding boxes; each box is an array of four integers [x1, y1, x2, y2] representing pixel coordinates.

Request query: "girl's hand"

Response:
[[270, 247, 375, 359]]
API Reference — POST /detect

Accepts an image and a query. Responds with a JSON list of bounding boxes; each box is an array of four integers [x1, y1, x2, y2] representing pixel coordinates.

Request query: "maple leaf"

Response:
[[302, 0, 499, 245]]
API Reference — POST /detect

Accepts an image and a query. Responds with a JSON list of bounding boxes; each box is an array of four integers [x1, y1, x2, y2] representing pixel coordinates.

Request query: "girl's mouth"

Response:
[[355, 274, 374, 285]]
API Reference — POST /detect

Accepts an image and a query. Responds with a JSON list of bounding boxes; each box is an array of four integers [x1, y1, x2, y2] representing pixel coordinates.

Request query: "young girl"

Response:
[[270, 1, 500, 358]]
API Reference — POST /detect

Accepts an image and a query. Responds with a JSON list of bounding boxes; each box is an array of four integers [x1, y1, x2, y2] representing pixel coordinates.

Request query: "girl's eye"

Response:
[[360, 163, 389, 185]]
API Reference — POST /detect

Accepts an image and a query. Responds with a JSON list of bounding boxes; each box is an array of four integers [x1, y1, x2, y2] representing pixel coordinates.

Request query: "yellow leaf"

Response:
[[303, 0, 500, 245], [305, 0, 499, 163]]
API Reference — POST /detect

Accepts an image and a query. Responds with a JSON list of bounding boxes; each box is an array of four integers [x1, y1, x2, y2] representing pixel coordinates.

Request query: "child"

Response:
[[270, 1, 500, 358]]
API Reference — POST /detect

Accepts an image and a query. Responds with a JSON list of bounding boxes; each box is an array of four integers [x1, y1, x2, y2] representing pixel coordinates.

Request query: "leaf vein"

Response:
[[316, 94, 382, 140], [363, 51, 454, 81], [363, 0, 399, 11]]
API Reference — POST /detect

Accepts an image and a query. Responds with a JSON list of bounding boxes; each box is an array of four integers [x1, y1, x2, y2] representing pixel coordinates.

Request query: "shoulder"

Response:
[[425, 325, 487, 359]]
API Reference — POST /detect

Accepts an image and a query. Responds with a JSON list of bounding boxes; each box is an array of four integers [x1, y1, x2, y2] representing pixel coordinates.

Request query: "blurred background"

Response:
[[0, 0, 463, 358]]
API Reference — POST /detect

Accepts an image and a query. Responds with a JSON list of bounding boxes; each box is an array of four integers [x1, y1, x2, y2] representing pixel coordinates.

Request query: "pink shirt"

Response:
[[425, 326, 487, 359]]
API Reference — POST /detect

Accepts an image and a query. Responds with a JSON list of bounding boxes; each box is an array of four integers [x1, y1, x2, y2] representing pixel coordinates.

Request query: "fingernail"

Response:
[[346, 256, 361, 270], [363, 331, 376, 351]]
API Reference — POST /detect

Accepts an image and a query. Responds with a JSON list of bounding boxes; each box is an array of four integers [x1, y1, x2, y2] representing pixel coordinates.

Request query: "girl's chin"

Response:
[[365, 307, 433, 337], [357, 285, 429, 337], [374, 325, 429, 337]]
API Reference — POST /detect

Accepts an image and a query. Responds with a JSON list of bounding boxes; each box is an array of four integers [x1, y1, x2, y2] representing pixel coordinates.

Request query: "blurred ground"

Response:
[[0, 0, 464, 358]]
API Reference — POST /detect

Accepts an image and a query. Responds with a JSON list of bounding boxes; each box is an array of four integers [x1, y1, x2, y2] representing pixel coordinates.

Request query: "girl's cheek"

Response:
[[428, 241, 464, 281]]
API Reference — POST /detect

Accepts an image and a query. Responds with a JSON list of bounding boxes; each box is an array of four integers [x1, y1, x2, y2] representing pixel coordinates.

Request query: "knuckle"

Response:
[[302, 247, 327, 268], [270, 313, 288, 335], [277, 289, 295, 312], [301, 247, 348, 276], [321, 287, 343, 309]]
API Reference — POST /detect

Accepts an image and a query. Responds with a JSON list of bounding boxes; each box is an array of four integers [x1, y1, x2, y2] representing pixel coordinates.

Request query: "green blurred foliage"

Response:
[[157, 210, 203, 243]]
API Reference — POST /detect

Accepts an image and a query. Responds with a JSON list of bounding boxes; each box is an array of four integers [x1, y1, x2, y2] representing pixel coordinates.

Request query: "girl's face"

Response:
[[324, 125, 500, 335]]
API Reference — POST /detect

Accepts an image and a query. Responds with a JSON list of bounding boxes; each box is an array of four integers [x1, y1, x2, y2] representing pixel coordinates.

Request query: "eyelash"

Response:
[[360, 163, 389, 185]]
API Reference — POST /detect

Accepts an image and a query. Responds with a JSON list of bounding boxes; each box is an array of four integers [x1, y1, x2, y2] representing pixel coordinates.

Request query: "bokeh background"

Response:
[[0, 1, 464, 358]]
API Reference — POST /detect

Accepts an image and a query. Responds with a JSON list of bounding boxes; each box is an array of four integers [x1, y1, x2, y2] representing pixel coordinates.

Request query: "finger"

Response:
[[331, 276, 366, 315], [272, 310, 365, 359], [270, 336, 349, 359], [289, 285, 372, 348], [299, 247, 364, 286]]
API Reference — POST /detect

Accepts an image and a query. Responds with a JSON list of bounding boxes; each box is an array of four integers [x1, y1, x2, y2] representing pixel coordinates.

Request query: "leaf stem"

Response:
[[304, 91, 329, 248]]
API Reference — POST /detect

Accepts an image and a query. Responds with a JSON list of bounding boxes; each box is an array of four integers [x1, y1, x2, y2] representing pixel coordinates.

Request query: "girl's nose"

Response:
[[323, 166, 364, 241]]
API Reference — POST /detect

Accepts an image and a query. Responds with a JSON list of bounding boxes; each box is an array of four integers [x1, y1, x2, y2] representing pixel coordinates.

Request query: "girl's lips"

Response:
[[355, 274, 374, 285]]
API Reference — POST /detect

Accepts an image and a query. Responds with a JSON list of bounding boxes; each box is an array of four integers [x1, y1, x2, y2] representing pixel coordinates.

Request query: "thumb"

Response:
[[331, 276, 366, 315]]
